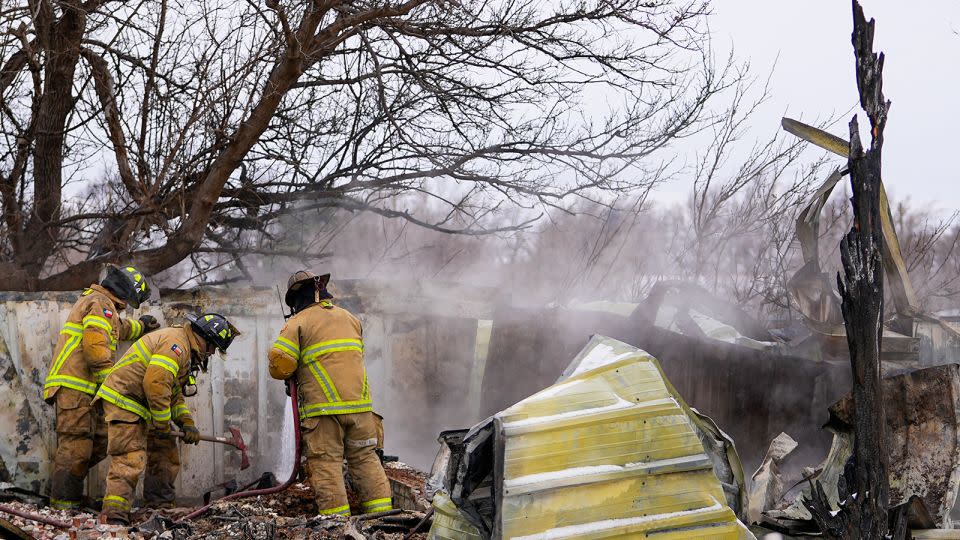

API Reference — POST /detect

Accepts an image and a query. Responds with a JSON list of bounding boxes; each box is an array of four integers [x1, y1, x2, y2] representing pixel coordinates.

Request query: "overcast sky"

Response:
[[654, 1, 960, 214]]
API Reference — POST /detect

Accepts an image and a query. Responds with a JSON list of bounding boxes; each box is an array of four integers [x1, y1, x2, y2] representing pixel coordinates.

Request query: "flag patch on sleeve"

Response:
[[103, 308, 113, 318], [171, 344, 183, 356]]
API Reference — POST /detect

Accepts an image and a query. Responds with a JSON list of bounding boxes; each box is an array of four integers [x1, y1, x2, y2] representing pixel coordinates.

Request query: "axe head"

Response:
[[228, 426, 250, 470]]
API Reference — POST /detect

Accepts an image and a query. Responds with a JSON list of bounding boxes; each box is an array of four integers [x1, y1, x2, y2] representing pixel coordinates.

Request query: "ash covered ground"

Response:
[[0, 463, 430, 539]]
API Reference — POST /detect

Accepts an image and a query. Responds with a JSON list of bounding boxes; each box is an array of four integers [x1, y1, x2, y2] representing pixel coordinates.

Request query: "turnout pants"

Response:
[[50, 388, 108, 509], [144, 436, 181, 507], [101, 403, 182, 522], [302, 411, 392, 516]]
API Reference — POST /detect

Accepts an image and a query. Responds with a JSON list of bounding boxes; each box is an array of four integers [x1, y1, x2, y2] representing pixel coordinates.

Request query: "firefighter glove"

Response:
[[139, 315, 160, 333], [181, 425, 201, 445], [153, 421, 172, 439]]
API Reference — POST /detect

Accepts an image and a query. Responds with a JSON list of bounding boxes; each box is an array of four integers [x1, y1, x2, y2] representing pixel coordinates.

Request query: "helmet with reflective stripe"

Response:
[[100, 264, 150, 308], [284, 270, 330, 308], [185, 313, 239, 353]]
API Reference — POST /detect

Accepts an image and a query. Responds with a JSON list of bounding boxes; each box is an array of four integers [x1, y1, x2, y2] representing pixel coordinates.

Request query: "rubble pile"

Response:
[[0, 501, 101, 539], [0, 464, 430, 539], [164, 500, 429, 540]]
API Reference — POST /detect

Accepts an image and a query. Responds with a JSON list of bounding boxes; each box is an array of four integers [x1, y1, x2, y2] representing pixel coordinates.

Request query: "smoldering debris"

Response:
[[0, 464, 430, 540], [422, 311, 960, 538], [756, 365, 960, 534]]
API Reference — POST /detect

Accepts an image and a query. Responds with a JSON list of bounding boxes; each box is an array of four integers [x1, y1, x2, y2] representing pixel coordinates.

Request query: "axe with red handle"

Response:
[[171, 426, 250, 470]]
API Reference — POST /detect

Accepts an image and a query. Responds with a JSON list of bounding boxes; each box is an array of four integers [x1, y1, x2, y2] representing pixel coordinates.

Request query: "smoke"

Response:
[[151, 163, 960, 470]]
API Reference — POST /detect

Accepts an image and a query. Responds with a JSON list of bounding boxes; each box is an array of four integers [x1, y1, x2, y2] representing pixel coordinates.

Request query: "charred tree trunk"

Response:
[[840, 5, 889, 536], [802, 2, 908, 538]]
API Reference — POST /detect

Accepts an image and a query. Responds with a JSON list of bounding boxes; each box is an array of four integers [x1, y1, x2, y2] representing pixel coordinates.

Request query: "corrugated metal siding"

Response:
[[480, 307, 853, 473], [493, 336, 753, 539]]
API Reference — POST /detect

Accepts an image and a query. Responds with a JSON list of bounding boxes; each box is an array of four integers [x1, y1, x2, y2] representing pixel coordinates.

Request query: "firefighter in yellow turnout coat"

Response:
[[43, 265, 159, 510], [95, 313, 238, 523], [268, 271, 391, 517]]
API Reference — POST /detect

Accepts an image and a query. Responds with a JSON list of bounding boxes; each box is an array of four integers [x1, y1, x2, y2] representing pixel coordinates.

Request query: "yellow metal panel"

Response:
[[429, 492, 485, 540], [496, 336, 754, 539], [780, 116, 918, 313]]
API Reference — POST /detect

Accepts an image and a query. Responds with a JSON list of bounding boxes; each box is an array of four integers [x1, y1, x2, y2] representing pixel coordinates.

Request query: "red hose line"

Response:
[[0, 503, 73, 529], [181, 378, 301, 521]]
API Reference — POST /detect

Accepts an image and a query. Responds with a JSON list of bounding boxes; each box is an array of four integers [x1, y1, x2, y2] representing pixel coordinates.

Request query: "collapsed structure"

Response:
[[0, 119, 959, 536], [423, 118, 960, 537], [0, 270, 959, 536]]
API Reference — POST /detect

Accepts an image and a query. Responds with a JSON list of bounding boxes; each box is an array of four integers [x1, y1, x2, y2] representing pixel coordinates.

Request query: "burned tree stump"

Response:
[[801, 2, 909, 538]]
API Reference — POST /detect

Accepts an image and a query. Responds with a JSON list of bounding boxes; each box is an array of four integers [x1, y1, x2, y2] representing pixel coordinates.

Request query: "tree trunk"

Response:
[[802, 2, 908, 538], [17, 2, 88, 273]]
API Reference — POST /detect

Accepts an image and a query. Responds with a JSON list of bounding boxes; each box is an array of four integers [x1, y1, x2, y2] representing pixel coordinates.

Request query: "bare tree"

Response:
[[282, 134, 960, 326], [0, 0, 739, 290]]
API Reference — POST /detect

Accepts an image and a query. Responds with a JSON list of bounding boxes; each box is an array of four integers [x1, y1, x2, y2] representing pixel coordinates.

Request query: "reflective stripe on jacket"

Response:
[[95, 326, 193, 424], [43, 285, 144, 401], [268, 300, 372, 418]]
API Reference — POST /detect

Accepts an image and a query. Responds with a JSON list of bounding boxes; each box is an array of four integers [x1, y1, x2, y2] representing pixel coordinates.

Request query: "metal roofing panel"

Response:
[[494, 336, 753, 539]]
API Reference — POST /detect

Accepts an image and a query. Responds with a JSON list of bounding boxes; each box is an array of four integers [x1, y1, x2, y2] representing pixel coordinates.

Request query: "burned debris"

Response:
[[0, 2, 955, 540], [758, 365, 960, 534], [0, 463, 430, 539]]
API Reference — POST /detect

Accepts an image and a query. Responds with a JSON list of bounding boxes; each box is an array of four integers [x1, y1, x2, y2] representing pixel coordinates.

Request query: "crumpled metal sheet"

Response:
[[762, 364, 960, 531], [747, 432, 798, 525], [781, 117, 919, 316], [787, 167, 846, 335], [495, 335, 753, 539], [429, 491, 484, 540], [435, 335, 754, 539], [830, 364, 960, 525], [639, 281, 778, 350]]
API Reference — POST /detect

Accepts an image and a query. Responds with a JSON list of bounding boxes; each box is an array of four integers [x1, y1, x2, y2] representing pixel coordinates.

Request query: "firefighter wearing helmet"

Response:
[[95, 312, 239, 524], [43, 264, 160, 510], [268, 271, 392, 517]]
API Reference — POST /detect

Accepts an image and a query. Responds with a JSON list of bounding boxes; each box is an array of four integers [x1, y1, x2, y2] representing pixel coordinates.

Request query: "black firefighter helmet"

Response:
[[100, 264, 151, 309], [186, 313, 239, 355]]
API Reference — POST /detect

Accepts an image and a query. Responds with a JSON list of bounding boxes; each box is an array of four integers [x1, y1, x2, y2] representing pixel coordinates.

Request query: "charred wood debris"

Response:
[[0, 463, 430, 539]]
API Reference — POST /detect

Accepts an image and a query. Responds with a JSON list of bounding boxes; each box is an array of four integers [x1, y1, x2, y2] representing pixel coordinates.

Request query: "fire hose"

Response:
[[180, 378, 301, 521]]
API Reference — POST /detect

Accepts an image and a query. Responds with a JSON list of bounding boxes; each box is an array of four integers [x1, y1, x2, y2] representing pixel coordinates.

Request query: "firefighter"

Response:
[[43, 264, 159, 510], [268, 271, 392, 517], [95, 313, 239, 524]]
